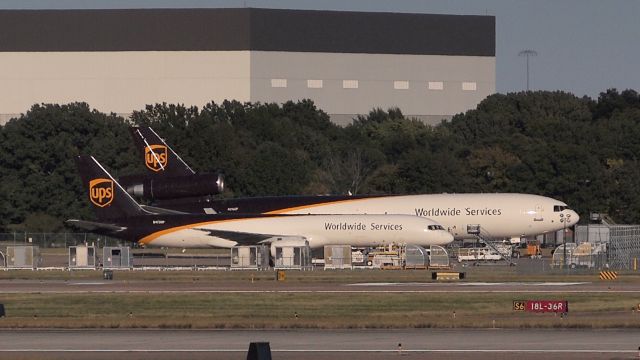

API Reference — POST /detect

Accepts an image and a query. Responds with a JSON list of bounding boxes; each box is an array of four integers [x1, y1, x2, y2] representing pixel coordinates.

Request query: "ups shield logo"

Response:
[[89, 178, 114, 208], [145, 145, 168, 172]]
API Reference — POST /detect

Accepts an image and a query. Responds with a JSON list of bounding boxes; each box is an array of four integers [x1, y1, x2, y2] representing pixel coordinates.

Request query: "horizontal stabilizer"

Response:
[[140, 205, 189, 215], [66, 219, 127, 233]]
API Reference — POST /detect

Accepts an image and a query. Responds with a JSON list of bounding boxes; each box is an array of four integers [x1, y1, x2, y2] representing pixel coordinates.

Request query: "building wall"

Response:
[[0, 50, 493, 126], [250, 51, 495, 125], [0, 51, 251, 119], [0, 9, 495, 126]]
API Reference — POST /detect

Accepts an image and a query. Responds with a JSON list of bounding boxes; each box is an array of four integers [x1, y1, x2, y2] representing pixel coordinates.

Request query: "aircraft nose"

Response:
[[566, 210, 579, 226]]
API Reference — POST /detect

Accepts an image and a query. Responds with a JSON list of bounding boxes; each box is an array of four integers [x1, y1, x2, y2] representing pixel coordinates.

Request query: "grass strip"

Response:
[[1, 292, 639, 329]]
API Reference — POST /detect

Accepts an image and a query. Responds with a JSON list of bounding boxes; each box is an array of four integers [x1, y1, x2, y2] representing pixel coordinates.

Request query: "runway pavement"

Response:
[[0, 329, 637, 360], [1, 279, 639, 293]]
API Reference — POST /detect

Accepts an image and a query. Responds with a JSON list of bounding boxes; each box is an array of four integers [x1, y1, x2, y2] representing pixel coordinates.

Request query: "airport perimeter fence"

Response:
[[514, 225, 640, 272], [514, 256, 610, 275], [0, 232, 124, 249], [608, 225, 640, 270]]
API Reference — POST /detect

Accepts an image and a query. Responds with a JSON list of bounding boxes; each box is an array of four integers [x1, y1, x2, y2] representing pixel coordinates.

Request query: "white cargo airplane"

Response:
[[261, 193, 579, 240], [129, 126, 580, 241]]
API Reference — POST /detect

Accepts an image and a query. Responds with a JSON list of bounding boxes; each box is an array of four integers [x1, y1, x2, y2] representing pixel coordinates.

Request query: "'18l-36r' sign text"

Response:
[[513, 300, 568, 313]]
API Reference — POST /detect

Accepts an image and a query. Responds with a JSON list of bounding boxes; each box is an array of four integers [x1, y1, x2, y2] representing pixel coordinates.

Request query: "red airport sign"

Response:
[[513, 300, 568, 313]]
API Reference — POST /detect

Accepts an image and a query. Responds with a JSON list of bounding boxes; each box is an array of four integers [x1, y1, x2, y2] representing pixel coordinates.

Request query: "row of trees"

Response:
[[1, 89, 639, 231]]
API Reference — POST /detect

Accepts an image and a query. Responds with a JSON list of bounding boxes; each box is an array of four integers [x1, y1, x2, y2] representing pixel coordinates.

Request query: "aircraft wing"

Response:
[[193, 228, 298, 246], [66, 219, 127, 233]]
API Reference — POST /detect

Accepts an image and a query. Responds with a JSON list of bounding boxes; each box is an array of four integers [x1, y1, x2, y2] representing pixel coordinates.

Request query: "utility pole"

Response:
[[518, 49, 538, 91]]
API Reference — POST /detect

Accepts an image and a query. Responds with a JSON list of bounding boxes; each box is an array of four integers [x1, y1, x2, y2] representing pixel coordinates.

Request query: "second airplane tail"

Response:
[[76, 155, 150, 220], [130, 126, 196, 177]]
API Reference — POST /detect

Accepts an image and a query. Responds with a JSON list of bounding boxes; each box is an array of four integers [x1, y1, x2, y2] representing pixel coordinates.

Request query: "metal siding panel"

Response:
[[250, 9, 494, 56], [0, 9, 494, 56], [0, 51, 251, 114], [249, 51, 495, 117], [0, 9, 251, 51]]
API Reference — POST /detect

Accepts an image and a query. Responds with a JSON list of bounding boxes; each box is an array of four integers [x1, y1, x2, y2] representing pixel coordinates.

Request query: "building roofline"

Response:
[[0, 8, 495, 56]]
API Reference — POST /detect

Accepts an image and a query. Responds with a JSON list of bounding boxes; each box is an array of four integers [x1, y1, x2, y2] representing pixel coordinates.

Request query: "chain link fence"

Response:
[[609, 225, 640, 270], [0, 232, 125, 249]]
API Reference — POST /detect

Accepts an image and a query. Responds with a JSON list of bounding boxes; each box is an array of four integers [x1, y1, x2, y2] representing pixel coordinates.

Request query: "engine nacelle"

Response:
[[267, 236, 309, 257], [121, 173, 224, 200]]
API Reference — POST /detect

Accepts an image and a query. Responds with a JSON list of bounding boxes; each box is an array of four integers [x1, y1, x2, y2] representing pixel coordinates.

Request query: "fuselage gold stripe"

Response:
[[263, 197, 384, 214]]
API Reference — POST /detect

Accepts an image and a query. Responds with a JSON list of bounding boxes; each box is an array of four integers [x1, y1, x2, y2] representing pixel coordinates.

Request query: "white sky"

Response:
[[2, 0, 639, 99]]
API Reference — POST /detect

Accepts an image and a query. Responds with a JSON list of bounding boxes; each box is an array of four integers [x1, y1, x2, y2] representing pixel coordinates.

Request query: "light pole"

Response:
[[559, 212, 573, 269], [560, 215, 567, 269], [518, 49, 538, 91]]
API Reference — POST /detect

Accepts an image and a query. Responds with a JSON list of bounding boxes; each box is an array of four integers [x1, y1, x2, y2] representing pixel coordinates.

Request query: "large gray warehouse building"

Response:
[[0, 8, 495, 125]]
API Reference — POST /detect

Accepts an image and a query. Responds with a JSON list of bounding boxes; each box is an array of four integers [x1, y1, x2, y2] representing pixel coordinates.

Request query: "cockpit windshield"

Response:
[[553, 205, 569, 212], [427, 225, 445, 231]]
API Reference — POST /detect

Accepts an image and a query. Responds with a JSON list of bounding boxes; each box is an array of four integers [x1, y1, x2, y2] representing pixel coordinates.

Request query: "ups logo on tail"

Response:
[[145, 145, 168, 172], [89, 178, 114, 208]]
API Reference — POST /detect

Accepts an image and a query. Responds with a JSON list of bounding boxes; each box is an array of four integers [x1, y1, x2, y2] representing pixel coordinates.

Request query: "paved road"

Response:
[[0, 329, 637, 360], [1, 279, 638, 293]]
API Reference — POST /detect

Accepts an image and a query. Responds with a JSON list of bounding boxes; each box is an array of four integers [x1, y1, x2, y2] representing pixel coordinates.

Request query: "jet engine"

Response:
[[121, 173, 224, 200]]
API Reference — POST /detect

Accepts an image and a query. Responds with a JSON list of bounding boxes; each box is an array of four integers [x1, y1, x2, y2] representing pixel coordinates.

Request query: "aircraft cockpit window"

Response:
[[553, 205, 568, 212], [427, 225, 445, 231]]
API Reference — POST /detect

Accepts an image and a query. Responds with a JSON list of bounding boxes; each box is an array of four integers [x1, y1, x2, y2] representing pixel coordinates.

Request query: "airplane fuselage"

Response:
[[109, 213, 453, 249], [156, 193, 579, 240]]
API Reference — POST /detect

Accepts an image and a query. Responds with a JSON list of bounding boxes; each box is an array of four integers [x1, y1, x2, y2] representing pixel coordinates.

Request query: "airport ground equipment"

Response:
[[102, 246, 132, 269], [427, 245, 450, 269], [527, 240, 542, 258], [551, 243, 577, 268], [457, 244, 511, 263], [68, 245, 96, 269], [357, 244, 449, 269], [366, 245, 404, 269], [551, 243, 607, 269], [272, 242, 312, 270], [404, 244, 450, 269], [432, 271, 465, 280], [324, 245, 352, 269], [466, 225, 515, 265], [404, 245, 428, 269], [231, 245, 269, 270], [5, 246, 39, 269]]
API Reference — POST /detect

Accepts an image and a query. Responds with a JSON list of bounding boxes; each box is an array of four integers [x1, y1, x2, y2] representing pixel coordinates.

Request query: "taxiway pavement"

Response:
[[1, 279, 638, 293]]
